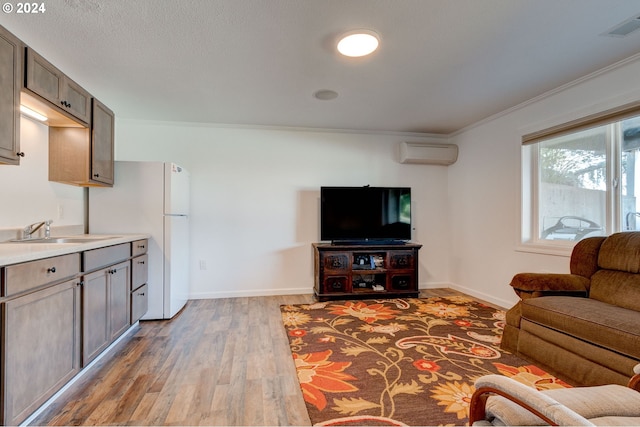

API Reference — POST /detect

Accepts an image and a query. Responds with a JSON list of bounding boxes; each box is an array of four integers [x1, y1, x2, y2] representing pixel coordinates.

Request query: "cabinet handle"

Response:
[[47, 267, 56, 273], [60, 100, 71, 108], [138, 245, 146, 249], [93, 173, 100, 178], [138, 260, 145, 265], [138, 292, 145, 296], [16, 152, 25, 157]]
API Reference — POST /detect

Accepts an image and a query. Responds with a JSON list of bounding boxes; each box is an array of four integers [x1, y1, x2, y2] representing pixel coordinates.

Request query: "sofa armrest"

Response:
[[509, 273, 589, 299], [629, 364, 640, 392]]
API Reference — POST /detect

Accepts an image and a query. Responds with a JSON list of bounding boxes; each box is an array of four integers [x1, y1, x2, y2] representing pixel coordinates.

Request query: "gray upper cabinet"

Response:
[[0, 24, 115, 185], [48, 99, 115, 187], [25, 48, 91, 125], [91, 98, 115, 185], [0, 26, 22, 165]]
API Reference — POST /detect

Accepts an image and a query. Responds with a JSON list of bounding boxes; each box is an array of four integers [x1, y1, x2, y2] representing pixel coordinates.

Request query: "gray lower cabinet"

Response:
[[131, 283, 148, 323], [130, 246, 148, 323], [0, 240, 147, 424], [2, 279, 81, 426], [82, 260, 130, 366], [110, 261, 131, 340]]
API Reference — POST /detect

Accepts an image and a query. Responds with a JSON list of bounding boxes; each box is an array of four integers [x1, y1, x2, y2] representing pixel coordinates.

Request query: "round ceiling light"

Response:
[[337, 30, 380, 57]]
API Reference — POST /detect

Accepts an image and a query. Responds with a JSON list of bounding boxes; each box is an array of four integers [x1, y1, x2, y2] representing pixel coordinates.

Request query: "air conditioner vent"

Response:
[[399, 142, 458, 165], [603, 14, 640, 37]]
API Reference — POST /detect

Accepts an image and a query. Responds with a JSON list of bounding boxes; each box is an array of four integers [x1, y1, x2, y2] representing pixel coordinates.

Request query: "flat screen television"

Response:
[[320, 186, 412, 244]]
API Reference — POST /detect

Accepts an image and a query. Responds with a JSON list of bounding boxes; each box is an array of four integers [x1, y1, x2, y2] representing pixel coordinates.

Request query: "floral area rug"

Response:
[[280, 296, 570, 426]]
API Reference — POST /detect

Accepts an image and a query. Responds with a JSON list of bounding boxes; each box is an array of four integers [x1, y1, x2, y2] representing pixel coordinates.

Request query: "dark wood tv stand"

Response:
[[313, 243, 422, 301]]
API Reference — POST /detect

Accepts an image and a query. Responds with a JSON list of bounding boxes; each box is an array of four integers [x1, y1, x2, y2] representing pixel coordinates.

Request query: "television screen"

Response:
[[320, 186, 412, 243]]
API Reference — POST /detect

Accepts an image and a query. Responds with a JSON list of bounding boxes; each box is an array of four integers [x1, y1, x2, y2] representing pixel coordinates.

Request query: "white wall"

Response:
[[448, 54, 640, 308], [0, 117, 85, 237], [10, 58, 638, 307], [114, 120, 453, 298]]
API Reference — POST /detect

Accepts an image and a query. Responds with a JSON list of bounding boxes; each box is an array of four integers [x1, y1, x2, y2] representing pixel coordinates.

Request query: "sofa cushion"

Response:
[[521, 296, 640, 360], [484, 384, 640, 426], [590, 270, 640, 311], [570, 235, 606, 279], [598, 231, 640, 273]]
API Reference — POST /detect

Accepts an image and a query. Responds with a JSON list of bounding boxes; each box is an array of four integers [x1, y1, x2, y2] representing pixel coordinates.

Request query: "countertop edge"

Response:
[[0, 234, 151, 266]]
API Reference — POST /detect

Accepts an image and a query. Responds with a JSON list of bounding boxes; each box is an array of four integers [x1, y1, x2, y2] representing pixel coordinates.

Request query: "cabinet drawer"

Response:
[[323, 276, 350, 293], [389, 251, 415, 269], [131, 254, 148, 290], [131, 239, 148, 257], [390, 274, 414, 291], [3, 253, 80, 297], [131, 283, 148, 323], [83, 243, 130, 272], [321, 253, 350, 271]]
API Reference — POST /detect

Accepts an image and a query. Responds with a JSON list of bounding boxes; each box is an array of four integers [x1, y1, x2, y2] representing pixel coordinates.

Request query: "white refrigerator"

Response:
[[89, 161, 190, 320]]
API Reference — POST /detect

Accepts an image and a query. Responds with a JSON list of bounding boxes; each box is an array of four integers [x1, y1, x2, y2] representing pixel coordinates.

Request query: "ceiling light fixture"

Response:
[[20, 105, 47, 122], [337, 30, 380, 57]]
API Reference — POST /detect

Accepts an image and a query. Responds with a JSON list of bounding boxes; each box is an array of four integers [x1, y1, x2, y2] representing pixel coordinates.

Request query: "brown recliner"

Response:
[[501, 232, 640, 386]]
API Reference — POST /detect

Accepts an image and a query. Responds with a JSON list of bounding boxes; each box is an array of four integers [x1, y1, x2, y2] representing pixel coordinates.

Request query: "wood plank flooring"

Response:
[[30, 289, 482, 426]]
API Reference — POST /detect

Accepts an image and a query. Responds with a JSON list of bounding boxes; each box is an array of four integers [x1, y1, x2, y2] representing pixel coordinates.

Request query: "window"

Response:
[[522, 102, 640, 249]]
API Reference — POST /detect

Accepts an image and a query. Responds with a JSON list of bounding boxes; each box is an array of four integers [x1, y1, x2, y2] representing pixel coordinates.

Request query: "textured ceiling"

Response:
[[2, 0, 640, 134]]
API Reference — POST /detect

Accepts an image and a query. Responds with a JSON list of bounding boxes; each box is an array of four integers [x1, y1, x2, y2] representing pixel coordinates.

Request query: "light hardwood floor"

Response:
[[31, 289, 480, 426]]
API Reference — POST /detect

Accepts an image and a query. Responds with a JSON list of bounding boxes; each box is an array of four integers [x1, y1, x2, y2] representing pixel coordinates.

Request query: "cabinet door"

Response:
[[25, 49, 62, 108], [0, 26, 21, 165], [82, 269, 110, 365], [63, 77, 91, 124], [131, 283, 148, 324], [3, 280, 80, 426], [25, 48, 91, 125], [109, 261, 130, 341], [90, 98, 114, 185]]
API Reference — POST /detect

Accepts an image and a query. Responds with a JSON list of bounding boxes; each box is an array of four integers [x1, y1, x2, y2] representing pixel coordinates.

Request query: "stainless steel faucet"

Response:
[[23, 220, 53, 239]]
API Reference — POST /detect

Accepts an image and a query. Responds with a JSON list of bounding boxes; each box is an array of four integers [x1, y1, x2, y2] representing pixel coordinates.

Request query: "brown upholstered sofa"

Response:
[[501, 231, 640, 386]]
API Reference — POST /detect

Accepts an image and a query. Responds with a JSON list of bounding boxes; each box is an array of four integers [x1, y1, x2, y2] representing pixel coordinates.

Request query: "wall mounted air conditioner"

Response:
[[399, 141, 458, 165]]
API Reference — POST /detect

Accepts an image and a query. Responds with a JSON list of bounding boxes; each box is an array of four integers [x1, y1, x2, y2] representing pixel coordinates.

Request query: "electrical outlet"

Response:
[[199, 260, 206, 270], [57, 204, 64, 219]]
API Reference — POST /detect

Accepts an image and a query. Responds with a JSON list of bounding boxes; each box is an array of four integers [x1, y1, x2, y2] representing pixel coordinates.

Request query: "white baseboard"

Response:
[[189, 287, 313, 300], [190, 283, 515, 309], [420, 282, 514, 309]]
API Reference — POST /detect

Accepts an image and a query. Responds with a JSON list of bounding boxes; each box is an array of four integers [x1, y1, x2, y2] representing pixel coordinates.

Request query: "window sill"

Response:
[[515, 242, 573, 257]]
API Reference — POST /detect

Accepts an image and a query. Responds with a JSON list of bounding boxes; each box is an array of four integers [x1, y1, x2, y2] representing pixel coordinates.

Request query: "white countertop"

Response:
[[0, 234, 150, 266]]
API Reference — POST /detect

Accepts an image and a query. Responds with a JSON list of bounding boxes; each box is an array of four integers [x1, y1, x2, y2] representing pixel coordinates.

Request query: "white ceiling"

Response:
[[3, 0, 640, 134]]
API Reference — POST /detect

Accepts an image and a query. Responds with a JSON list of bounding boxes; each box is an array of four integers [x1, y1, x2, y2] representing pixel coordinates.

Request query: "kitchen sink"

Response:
[[8, 236, 118, 244]]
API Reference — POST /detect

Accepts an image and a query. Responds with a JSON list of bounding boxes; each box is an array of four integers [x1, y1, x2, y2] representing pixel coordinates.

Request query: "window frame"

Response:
[[520, 101, 640, 255]]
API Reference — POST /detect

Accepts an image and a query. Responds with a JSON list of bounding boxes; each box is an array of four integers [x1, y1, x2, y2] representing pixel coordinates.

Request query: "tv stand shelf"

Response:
[[313, 243, 422, 301]]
